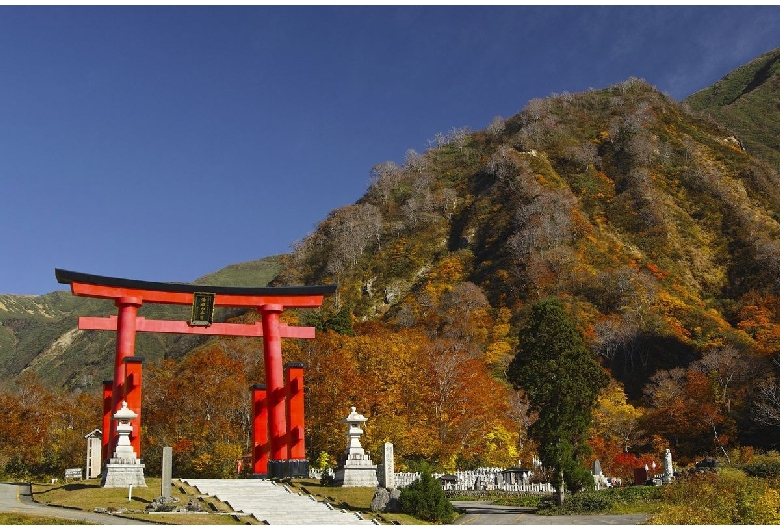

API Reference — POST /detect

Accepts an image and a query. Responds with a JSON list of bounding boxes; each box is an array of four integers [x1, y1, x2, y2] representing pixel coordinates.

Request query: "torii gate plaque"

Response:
[[55, 268, 335, 480]]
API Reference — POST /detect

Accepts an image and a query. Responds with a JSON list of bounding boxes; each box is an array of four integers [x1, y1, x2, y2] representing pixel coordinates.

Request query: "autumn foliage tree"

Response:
[[143, 344, 252, 478], [285, 320, 522, 472], [0, 373, 100, 480]]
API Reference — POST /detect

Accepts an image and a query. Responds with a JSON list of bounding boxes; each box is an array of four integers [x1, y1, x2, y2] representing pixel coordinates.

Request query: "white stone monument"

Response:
[[592, 458, 609, 489], [663, 448, 674, 483], [334, 406, 378, 487], [101, 401, 147, 488]]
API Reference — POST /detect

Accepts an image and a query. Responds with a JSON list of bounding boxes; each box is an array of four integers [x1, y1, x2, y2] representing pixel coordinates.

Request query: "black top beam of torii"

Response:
[[55, 268, 337, 336], [55, 268, 337, 297]]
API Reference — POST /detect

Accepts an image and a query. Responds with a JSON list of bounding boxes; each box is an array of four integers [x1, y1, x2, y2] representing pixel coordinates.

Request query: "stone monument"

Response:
[[334, 406, 378, 487], [101, 401, 147, 488], [161, 446, 173, 498], [592, 458, 608, 488], [663, 448, 674, 483], [381, 442, 395, 490]]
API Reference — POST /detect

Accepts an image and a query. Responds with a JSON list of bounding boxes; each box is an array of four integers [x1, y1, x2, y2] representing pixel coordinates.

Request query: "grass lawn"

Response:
[[31, 477, 256, 524]]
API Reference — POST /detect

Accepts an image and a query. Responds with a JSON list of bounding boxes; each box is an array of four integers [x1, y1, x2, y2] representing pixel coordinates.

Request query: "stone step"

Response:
[[183, 478, 378, 525]]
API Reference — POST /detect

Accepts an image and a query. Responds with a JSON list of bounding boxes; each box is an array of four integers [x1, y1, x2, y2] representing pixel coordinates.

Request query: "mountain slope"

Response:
[[278, 77, 780, 400], [685, 46, 780, 171]]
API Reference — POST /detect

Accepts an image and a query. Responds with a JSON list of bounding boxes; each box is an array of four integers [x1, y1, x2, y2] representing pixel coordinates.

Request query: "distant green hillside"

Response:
[[0, 256, 284, 390], [685, 46, 780, 171], [194, 255, 283, 287]]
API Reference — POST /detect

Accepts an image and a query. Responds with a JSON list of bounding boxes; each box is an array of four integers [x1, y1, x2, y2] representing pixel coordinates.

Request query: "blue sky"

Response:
[[2, 5, 779, 295]]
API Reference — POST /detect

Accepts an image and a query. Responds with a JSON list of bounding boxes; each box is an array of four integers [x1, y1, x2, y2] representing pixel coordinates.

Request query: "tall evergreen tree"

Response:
[[506, 298, 609, 504]]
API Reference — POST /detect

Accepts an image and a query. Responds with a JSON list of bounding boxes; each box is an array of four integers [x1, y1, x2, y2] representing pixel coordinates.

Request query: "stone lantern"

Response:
[[334, 406, 378, 487], [101, 401, 147, 488], [113, 402, 138, 462], [343, 407, 368, 456]]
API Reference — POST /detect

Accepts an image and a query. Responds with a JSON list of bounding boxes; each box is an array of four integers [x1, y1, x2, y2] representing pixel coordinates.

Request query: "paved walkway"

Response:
[[451, 501, 649, 525], [0, 483, 155, 525]]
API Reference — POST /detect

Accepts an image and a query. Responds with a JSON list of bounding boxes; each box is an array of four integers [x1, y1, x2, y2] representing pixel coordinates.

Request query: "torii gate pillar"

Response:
[[111, 298, 141, 451], [251, 384, 269, 476], [286, 362, 307, 477], [261, 304, 288, 478], [102, 380, 113, 464]]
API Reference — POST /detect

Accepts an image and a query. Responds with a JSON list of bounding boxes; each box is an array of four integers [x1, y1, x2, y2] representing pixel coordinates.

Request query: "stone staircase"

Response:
[[183, 478, 380, 525]]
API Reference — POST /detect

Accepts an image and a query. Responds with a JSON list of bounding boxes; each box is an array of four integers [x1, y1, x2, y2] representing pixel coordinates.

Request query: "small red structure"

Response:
[[56, 268, 335, 479]]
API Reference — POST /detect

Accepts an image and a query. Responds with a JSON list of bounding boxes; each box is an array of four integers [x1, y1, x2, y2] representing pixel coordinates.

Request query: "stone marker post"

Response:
[[663, 448, 674, 483], [382, 442, 395, 489], [161, 446, 173, 498]]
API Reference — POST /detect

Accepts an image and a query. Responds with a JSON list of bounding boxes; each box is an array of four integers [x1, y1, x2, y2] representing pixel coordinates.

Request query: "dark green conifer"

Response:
[[507, 298, 609, 504], [398, 468, 455, 523]]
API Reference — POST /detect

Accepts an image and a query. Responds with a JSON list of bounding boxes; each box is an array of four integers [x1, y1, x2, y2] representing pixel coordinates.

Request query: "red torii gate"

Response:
[[55, 268, 336, 479]]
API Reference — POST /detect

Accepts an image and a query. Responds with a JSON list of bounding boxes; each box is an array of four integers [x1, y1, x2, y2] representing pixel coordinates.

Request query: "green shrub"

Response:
[[399, 469, 455, 523], [537, 490, 610, 515], [488, 494, 545, 508]]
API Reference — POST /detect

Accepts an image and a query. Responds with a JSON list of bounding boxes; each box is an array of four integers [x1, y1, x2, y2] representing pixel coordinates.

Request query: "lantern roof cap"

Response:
[[341, 406, 367, 424], [113, 401, 138, 421]]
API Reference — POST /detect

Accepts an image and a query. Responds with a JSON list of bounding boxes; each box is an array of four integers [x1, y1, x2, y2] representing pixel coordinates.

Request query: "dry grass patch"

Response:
[[0, 512, 94, 525], [31, 477, 256, 524]]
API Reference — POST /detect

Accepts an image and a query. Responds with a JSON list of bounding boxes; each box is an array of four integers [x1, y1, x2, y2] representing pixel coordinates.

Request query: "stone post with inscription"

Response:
[[381, 442, 395, 490], [161, 446, 173, 498]]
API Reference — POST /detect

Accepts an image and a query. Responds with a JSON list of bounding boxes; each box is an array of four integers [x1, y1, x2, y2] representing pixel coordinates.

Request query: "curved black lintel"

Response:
[[54, 268, 337, 296]]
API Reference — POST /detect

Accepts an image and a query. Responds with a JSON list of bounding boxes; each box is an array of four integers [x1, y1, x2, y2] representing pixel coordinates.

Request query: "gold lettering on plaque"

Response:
[[190, 292, 215, 326]]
